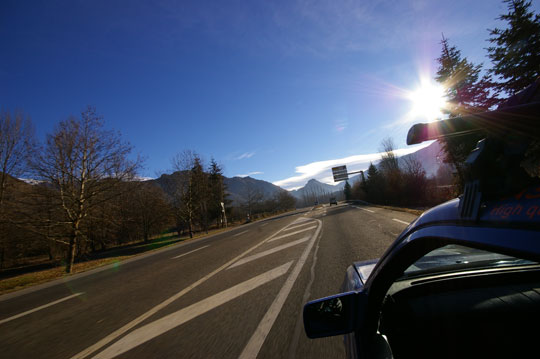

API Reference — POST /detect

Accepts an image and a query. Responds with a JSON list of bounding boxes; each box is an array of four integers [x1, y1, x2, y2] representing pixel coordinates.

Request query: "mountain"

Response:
[[399, 140, 445, 177], [152, 172, 284, 205], [223, 176, 284, 204], [289, 179, 343, 200]]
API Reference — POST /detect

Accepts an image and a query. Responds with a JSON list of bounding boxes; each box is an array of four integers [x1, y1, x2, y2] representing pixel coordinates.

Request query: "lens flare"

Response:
[[407, 80, 447, 122]]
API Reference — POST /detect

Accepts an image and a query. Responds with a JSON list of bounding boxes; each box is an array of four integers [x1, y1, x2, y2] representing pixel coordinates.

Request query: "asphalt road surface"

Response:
[[0, 203, 418, 359]]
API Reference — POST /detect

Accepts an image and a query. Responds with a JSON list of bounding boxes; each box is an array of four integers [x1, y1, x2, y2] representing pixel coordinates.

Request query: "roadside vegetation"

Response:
[[0, 0, 537, 289], [0, 108, 296, 282]]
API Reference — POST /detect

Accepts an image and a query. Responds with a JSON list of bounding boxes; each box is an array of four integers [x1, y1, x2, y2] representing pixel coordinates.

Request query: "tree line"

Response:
[[0, 107, 296, 274], [346, 137, 453, 207]]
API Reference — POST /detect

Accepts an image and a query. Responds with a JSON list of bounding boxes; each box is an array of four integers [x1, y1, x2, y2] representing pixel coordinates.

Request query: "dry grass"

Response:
[[0, 211, 294, 296], [0, 256, 134, 295]]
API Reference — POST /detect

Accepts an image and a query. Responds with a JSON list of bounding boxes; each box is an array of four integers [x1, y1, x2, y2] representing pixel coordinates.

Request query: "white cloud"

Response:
[[236, 171, 263, 178], [236, 152, 256, 160], [273, 143, 432, 190]]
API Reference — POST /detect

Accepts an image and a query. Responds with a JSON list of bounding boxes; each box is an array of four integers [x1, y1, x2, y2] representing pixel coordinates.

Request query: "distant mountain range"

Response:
[[151, 171, 285, 206], [21, 141, 446, 207]]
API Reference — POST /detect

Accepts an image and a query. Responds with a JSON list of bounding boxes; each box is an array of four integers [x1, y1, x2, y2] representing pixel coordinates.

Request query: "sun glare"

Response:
[[408, 80, 447, 122]]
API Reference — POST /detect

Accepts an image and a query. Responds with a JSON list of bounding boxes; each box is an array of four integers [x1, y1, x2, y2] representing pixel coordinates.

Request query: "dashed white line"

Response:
[[228, 236, 310, 269], [233, 230, 249, 237], [261, 223, 268, 227], [268, 226, 317, 242], [392, 218, 410, 225], [0, 292, 84, 325], [92, 262, 294, 359], [171, 245, 210, 259], [355, 206, 374, 213]]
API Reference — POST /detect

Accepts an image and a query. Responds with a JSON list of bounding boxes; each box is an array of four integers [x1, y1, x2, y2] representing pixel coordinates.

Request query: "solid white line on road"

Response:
[[92, 262, 294, 359], [355, 206, 374, 213], [233, 230, 249, 237], [238, 219, 322, 359], [292, 217, 312, 224], [268, 226, 317, 242], [72, 221, 296, 359], [228, 236, 310, 269], [283, 221, 316, 232], [392, 218, 410, 225], [171, 245, 210, 259], [0, 292, 84, 325]]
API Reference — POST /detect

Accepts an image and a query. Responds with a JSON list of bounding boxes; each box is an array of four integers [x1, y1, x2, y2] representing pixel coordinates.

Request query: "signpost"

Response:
[[332, 165, 364, 183], [332, 166, 349, 182]]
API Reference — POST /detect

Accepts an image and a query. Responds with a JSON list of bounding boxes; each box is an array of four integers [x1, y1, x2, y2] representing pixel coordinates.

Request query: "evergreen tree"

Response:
[[365, 163, 384, 204], [487, 0, 540, 95], [208, 158, 228, 227], [343, 181, 352, 201], [435, 36, 497, 192]]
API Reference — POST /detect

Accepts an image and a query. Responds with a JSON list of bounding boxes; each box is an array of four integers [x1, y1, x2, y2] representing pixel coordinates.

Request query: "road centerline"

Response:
[[228, 236, 310, 269], [0, 292, 84, 325], [355, 206, 374, 213], [283, 221, 316, 232], [91, 261, 294, 359], [392, 218, 410, 225], [238, 219, 322, 359], [233, 230, 249, 237], [171, 245, 210, 259], [71, 219, 298, 359], [268, 226, 317, 242]]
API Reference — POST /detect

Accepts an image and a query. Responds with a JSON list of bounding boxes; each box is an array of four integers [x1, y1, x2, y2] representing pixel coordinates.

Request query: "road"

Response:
[[0, 203, 418, 359]]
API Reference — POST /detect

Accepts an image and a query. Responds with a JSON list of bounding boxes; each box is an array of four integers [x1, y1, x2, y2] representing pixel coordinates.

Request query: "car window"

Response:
[[400, 244, 538, 279]]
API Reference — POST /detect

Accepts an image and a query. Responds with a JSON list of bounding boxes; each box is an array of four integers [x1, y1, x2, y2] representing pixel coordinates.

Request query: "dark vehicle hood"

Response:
[[410, 186, 540, 230]]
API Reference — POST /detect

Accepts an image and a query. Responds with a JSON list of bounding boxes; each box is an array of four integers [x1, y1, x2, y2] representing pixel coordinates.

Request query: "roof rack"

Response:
[[406, 80, 540, 221], [407, 102, 540, 146]]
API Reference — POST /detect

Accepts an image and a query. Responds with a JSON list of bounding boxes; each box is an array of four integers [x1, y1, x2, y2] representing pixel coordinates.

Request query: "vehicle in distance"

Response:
[[329, 197, 338, 205], [303, 84, 540, 359]]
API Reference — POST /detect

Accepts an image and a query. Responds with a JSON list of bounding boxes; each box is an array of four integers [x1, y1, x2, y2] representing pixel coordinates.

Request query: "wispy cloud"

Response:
[[236, 171, 263, 178], [273, 143, 432, 190], [236, 152, 256, 160]]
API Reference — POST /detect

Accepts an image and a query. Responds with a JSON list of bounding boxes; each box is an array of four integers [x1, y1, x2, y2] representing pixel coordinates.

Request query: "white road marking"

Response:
[[72, 222, 295, 359], [92, 262, 293, 359], [0, 292, 84, 325], [228, 236, 310, 269], [268, 226, 317, 242], [283, 221, 316, 232], [238, 219, 322, 359], [261, 223, 268, 227], [171, 245, 209, 259], [392, 218, 410, 225], [355, 206, 374, 213], [292, 217, 311, 224], [233, 230, 249, 237]]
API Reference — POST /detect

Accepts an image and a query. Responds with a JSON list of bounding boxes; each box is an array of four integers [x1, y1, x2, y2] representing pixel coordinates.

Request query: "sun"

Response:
[[407, 80, 447, 122]]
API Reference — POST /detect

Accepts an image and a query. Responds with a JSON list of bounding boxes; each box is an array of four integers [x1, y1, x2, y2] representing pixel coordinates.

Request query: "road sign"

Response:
[[332, 165, 349, 182]]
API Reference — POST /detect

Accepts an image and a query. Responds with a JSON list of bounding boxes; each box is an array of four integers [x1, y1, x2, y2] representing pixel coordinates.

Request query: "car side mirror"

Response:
[[303, 291, 363, 339]]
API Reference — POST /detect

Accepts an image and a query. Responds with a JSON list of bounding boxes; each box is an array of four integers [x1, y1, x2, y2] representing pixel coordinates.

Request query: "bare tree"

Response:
[[170, 150, 199, 238], [0, 109, 34, 205], [31, 106, 141, 273], [0, 109, 34, 268]]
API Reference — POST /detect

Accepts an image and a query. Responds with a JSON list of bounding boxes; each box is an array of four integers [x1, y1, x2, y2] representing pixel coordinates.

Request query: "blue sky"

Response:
[[2, 0, 537, 189]]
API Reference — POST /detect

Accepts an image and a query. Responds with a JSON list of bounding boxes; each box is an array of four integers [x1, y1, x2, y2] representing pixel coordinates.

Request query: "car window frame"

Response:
[[359, 224, 540, 344]]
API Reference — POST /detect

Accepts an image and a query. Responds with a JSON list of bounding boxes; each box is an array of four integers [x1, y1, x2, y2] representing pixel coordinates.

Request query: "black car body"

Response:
[[303, 84, 540, 359]]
